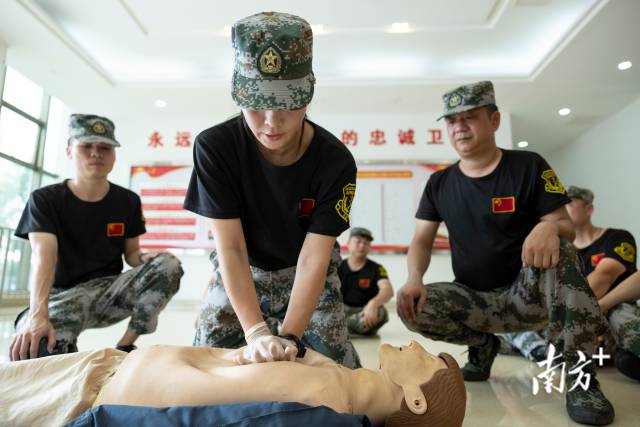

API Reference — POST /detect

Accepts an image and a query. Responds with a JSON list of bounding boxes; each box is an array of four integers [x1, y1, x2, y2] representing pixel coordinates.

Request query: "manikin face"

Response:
[[444, 107, 500, 158], [348, 236, 371, 259], [66, 141, 115, 180], [566, 198, 592, 226], [242, 108, 307, 152], [379, 340, 447, 385]]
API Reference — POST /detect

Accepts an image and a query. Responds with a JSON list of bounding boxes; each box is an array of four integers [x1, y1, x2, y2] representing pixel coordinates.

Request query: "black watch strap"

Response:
[[279, 334, 307, 358]]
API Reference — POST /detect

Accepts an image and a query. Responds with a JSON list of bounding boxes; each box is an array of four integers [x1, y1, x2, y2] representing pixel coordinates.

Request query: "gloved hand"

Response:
[[235, 321, 298, 365]]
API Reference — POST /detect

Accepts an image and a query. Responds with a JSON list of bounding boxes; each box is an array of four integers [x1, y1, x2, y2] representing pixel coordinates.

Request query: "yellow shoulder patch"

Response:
[[335, 183, 356, 222], [541, 169, 565, 194], [379, 265, 388, 278], [614, 242, 635, 263]]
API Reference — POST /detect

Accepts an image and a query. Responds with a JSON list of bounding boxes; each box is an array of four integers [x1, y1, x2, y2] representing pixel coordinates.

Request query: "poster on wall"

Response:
[[130, 165, 213, 250], [341, 163, 451, 252]]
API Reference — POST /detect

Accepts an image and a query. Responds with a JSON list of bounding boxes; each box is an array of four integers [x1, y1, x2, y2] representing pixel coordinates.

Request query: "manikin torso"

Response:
[[96, 343, 446, 426]]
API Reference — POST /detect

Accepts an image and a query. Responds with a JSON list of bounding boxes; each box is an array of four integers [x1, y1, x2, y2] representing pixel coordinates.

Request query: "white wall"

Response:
[[365, 252, 453, 290], [550, 97, 640, 242], [0, 38, 6, 94]]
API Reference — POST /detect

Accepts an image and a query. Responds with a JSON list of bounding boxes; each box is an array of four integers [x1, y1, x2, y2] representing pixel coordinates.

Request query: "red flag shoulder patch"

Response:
[[358, 278, 371, 289], [492, 196, 515, 213], [298, 198, 316, 218], [591, 252, 605, 267], [107, 223, 125, 237]]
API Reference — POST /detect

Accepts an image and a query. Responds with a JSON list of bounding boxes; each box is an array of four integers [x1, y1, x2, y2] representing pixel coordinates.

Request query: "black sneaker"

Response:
[[116, 344, 137, 353], [566, 367, 614, 426], [529, 345, 548, 363], [614, 348, 640, 381], [462, 334, 500, 381], [497, 335, 520, 356]]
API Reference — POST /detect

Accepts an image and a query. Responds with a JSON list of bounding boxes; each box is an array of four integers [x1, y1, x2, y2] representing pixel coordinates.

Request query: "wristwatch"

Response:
[[278, 334, 307, 358]]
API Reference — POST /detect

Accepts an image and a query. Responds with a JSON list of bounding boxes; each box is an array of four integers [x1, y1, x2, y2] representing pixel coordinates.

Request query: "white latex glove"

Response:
[[235, 321, 298, 365]]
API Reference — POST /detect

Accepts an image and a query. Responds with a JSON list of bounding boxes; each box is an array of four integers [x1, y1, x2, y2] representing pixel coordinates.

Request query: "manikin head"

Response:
[[379, 341, 466, 427]]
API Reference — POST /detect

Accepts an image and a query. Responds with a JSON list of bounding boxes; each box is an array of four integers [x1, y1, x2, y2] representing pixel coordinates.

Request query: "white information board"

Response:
[[339, 164, 450, 251]]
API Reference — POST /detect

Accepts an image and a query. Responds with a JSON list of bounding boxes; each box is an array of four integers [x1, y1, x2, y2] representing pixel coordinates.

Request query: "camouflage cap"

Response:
[[68, 114, 120, 147], [231, 11, 315, 111], [350, 227, 373, 241], [437, 80, 496, 121], [567, 185, 594, 204]]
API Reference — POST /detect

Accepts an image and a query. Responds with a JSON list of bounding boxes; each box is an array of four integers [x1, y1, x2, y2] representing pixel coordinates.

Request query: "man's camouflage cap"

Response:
[[438, 80, 496, 120], [68, 114, 120, 147], [350, 227, 374, 241], [231, 11, 315, 110], [567, 185, 594, 204]]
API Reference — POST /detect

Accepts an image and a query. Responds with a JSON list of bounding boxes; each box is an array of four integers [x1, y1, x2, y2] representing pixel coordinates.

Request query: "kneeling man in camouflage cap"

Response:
[[10, 114, 183, 361], [396, 81, 615, 425]]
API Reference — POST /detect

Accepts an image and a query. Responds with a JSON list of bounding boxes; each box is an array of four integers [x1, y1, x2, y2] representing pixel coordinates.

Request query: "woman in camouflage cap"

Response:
[[184, 12, 360, 368]]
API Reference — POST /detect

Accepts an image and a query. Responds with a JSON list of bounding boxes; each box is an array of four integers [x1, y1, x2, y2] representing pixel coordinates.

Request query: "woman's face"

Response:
[[242, 108, 307, 151]]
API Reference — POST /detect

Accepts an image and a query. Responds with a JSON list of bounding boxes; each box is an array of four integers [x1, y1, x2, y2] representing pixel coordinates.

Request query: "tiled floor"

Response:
[[1, 302, 638, 426]]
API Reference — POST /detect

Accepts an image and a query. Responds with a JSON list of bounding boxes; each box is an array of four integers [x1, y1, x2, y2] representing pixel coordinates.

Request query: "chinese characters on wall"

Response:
[[148, 131, 193, 148], [146, 128, 445, 150], [340, 128, 444, 146]]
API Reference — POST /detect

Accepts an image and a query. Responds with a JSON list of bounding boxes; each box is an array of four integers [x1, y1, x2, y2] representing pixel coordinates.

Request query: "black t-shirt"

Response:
[[183, 115, 357, 271], [339, 258, 389, 307], [416, 149, 570, 291], [576, 228, 637, 292], [14, 181, 146, 289]]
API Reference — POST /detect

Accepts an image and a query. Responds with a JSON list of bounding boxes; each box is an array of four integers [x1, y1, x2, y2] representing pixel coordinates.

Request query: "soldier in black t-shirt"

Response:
[[183, 13, 360, 368], [395, 81, 614, 425], [338, 228, 393, 336], [9, 114, 183, 361], [504, 186, 640, 381]]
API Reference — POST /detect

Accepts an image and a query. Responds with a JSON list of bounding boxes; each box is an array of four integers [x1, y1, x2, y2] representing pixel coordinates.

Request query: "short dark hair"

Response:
[[385, 353, 466, 427]]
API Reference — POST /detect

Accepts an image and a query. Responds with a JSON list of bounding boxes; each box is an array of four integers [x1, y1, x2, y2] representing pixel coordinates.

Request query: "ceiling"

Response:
[[0, 0, 639, 154], [21, 0, 603, 83]]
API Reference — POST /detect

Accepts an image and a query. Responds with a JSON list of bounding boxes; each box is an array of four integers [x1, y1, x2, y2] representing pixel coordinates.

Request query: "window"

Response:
[[0, 66, 66, 302], [0, 157, 33, 229], [0, 106, 41, 163], [2, 67, 44, 118]]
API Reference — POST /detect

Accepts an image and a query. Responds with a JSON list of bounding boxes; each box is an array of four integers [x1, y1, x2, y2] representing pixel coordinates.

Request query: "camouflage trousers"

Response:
[[343, 304, 389, 336], [404, 239, 607, 360], [194, 246, 362, 369], [15, 254, 183, 356], [502, 300, 640, 358]]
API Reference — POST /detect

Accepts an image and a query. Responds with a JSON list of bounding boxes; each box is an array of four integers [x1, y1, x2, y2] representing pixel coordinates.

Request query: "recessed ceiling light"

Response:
[[311, 24, 325, 34], [517, 141, 529, 148], [223, 26, 232, 36], [155, 100, 167, 108], [618, 61, 632, 71], [388, 22, 411, 33], [558, 108, 571, 116]]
